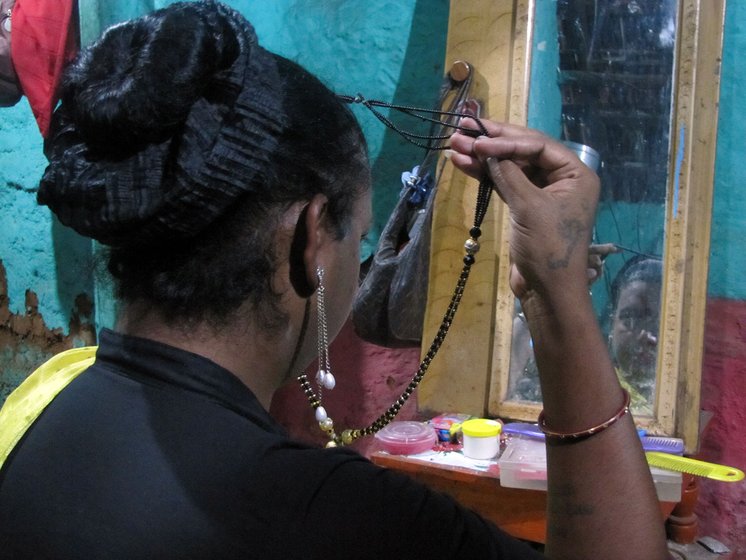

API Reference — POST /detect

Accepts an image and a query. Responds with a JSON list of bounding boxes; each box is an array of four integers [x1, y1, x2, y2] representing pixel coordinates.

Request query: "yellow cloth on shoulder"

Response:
[[0, 346, 97, 470]]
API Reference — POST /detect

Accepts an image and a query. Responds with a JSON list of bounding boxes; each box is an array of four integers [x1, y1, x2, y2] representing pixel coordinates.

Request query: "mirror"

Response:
[[419, 0, 722, 452], [506, 0, 677, 417]]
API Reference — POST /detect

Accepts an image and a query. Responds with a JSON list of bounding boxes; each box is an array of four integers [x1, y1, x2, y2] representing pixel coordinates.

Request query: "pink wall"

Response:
[[696, 298, 746, 556]]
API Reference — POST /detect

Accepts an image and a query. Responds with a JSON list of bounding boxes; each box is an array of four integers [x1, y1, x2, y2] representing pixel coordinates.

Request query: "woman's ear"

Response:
[[288, 193, 329, 298]]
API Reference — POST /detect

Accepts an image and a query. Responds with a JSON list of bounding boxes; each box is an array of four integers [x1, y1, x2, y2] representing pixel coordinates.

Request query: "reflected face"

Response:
[[610, 279, 661, 380]]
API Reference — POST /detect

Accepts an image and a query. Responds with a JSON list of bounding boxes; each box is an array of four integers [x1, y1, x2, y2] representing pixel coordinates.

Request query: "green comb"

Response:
[[646, 452, 745, 482]]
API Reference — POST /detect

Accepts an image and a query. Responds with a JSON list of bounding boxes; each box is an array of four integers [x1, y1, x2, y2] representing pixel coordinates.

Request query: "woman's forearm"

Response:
[[523, 287, 669, 560], [448, 120, 669, 559]]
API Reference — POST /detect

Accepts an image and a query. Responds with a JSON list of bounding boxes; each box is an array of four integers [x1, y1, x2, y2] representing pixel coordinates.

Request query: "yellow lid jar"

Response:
[[460, 418, 502, 460]]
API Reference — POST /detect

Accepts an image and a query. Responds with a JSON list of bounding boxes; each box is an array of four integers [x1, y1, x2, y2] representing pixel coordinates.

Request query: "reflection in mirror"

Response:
[[507, 0, 679, 416], [608, 256, 662, 415]]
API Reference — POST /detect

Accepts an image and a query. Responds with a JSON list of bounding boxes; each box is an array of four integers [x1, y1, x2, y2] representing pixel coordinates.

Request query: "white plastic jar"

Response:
[[460, 418, 502, 460]]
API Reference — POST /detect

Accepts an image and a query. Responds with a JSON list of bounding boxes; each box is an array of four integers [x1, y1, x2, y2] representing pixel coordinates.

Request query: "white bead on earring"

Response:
[[314, 267, 335, 423]]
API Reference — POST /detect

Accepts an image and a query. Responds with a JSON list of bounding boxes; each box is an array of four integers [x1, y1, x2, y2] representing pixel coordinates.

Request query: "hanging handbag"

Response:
[[352, 166, 437, 347], [351, 63, 476, 347]]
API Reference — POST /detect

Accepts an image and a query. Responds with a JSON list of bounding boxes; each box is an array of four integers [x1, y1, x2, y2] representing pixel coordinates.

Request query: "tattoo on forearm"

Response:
[[548, 484, 596, 517], [548, 502, 596, 539], [548, 218, 585, 269], [547, 489, 596, 539]]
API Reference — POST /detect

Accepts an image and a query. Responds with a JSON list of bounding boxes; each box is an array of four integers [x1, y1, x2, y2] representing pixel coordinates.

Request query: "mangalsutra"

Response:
[[299, 64, 492, 447]]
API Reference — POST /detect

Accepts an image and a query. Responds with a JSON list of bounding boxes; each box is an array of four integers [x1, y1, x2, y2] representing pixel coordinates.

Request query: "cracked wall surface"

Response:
[[0, 261, 96, 402]]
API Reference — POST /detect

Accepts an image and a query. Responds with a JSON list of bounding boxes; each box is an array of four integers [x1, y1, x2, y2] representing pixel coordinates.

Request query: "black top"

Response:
[[0, 329, 543, 559]]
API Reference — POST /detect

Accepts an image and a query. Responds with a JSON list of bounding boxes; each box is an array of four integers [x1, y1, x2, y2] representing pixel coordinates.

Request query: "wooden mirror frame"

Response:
[[419, 0, 725, 453]]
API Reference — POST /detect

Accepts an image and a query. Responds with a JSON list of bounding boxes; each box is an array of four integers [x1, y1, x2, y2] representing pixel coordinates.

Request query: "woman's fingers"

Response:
[[449, 119, 547, 179], [450, 128, 589, 199], [586, 243, 619, 284], [456, 117, 545, 140], [449, 144, 535, 209], [450, 119, 601, 299], [447, 149, 484, 180], [589, 243, 619, 258], [484, 157, 528, 208]]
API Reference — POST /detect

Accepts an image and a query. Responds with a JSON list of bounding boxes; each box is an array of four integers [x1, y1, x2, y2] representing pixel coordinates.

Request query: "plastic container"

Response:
[[428, 412, 472, 442], [459, 418, 502, 460], [374, 421, 438, 455], [498, 437, 548, 491], [650, 466, 683, 502], [498, 437, 683, 501]]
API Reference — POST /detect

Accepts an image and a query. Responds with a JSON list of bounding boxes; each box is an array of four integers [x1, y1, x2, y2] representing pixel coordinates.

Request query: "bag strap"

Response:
[[0, 346, 97, 469]]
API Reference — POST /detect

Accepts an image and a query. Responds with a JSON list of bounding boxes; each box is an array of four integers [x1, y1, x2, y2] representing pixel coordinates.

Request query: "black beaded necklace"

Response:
[[298, 71, 493, 447]]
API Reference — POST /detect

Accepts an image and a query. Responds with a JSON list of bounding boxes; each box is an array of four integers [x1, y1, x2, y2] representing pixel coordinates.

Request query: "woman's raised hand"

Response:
[[449, 120, 600, 301], [452, 120, 670, 560]]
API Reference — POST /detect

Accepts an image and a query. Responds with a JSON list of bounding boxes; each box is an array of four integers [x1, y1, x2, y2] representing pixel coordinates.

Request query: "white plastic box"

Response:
[[498, 437, 682, 502]]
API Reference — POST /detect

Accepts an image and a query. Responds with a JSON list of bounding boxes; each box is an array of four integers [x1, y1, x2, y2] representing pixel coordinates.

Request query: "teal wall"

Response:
[[708, 0, 746, 300], [0, 100, 93, 331], [2, 0, 741, 339], [0, 0, 449, 332], [527, 0, 562, 139]]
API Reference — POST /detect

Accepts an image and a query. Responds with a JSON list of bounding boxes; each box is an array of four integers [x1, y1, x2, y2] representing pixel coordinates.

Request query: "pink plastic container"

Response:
[[374, 421, 438, 455]]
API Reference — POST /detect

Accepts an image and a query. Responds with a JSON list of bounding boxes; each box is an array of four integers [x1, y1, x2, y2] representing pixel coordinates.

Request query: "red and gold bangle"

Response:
[[538, 389, 631, 443]]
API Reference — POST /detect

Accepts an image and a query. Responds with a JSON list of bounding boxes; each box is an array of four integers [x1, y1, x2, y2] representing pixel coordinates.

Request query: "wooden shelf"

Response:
[[371, 452, 679, 544]]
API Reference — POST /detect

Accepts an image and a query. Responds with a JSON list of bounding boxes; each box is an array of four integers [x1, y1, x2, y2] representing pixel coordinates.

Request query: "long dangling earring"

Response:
[[315, 266, 336, 411], [298, 267, 338, 442]]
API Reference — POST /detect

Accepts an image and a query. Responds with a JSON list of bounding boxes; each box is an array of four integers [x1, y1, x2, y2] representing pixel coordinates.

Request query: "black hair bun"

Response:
[[63, 1, 239, 152], [39, 1, 288, 245]]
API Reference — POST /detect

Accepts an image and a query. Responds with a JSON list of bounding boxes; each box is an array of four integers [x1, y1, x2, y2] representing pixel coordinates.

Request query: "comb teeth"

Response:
[[686, 464, 714, 476], [641, 436, 685, 454]]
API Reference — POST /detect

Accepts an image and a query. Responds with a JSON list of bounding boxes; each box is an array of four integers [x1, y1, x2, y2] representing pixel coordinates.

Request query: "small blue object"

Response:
[[400, 165, 434, 206], [502, 422, 545, 441]]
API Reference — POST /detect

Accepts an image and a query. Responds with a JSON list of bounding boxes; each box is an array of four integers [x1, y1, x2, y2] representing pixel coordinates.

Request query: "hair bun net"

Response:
[[64, 2, 239, 150], [38, 0, 288, 245]]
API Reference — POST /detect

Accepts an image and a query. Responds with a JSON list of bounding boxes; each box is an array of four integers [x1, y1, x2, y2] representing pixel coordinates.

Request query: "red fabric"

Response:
[[11, 0, 78, 137]]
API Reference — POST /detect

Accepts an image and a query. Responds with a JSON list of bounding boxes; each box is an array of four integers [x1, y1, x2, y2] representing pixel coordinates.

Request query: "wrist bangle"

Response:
[[538, 389, 631, 443]]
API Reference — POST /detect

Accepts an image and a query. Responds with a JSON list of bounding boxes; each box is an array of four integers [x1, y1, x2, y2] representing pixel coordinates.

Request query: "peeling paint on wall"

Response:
[[0, 260, 96, 402]]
